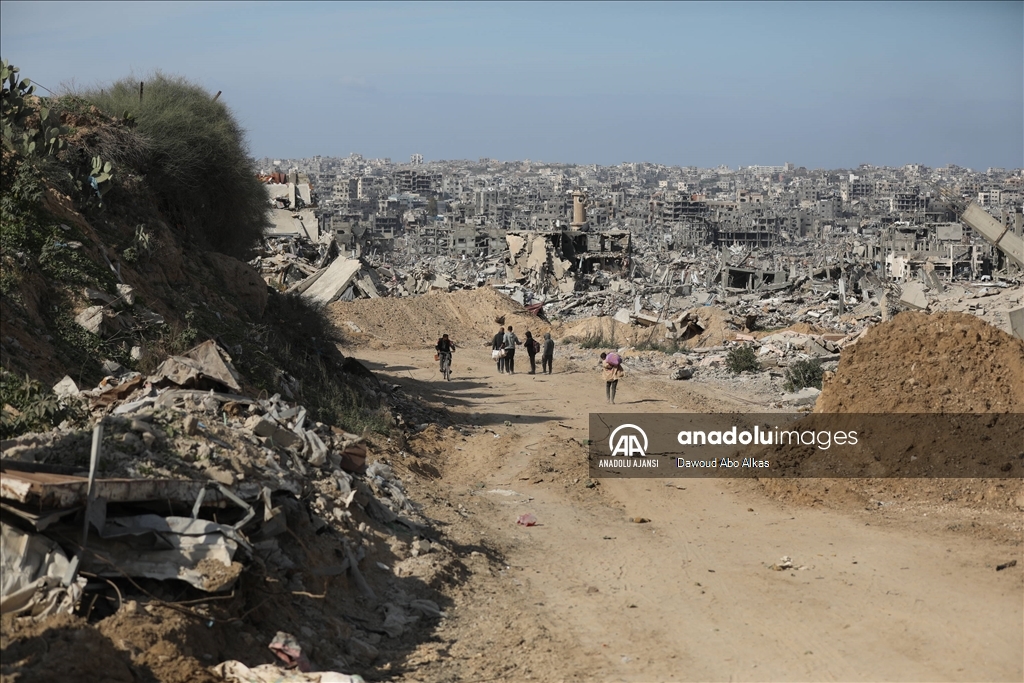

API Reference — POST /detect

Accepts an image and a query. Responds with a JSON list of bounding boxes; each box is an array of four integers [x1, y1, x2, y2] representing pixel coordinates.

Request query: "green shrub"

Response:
[[784, 358, 824, 392], [0, 368, 83, 438], [80, 74, 269, 257], [725, 345, 760, 374]]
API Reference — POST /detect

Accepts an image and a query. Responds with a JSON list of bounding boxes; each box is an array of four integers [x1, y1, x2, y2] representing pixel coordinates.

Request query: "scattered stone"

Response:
[[183, 414, 200, 436], [52, 375, 80, 398], [205, 467, 236, 486], [670, 367, 693, 380]]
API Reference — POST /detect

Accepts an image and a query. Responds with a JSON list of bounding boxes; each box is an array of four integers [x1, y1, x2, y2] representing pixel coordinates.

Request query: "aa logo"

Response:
[[609, 424, 648, 457]]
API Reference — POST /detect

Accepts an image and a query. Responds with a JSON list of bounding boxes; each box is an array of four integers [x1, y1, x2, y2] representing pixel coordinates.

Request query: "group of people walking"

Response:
[[437, 325, 623, 402], [491, 325, 554, 375]]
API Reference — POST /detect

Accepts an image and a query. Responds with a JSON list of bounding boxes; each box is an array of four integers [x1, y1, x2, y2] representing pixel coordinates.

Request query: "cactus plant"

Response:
[[89, 155, 114, 200], [1, 59, 68, 158]]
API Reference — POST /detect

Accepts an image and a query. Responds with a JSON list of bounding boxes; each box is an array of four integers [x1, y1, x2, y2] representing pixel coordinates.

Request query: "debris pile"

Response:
[[250, 236, 502, 304], [248, 229, 1022, 353], [1, 340, 449, 681]]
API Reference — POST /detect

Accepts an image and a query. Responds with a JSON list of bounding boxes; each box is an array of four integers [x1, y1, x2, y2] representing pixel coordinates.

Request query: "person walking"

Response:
[[503, 325, 521, 374], [541, 332, 555, 374], [524, 331, 540, 374], [492, 326, 506, 373], [600, 351, 625, 404]]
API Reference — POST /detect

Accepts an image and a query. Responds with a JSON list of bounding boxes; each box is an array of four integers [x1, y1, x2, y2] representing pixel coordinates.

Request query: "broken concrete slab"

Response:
[[670, 367, 693, 380], [633, 312, 661, 327], [0, 464, 255, 509], [287, 265, 327, 294], [74, 306, 113, 335], [899, 282, 928, 310], [246, 415, 303, 451], [803, 339, 831, 357], [1009, 306, 1024, 341], [302, 257, 362, 305], [149, 340, 243, 393], [784, 387, 821, 406], [84, 288, 116, 306], [354, 272, 380, 298], [116, 283, 136, 306], [506, 234, 527, 260]]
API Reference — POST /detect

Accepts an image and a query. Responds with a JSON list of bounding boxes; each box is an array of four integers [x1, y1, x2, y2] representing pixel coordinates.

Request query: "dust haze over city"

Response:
[[0, 2, 1022, 683]]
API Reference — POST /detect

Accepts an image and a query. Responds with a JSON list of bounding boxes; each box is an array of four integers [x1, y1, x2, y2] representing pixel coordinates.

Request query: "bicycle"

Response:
[[439, 351, 452, 381]]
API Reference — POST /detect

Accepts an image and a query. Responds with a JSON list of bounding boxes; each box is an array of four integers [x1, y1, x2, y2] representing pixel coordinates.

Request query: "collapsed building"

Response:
[[245, 162, 1023, 340], [504, 227, 632, 296]]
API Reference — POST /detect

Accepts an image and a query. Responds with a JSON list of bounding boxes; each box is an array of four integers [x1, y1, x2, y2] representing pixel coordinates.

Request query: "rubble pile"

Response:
[[249, 236, 335, 292], [561, 328, 842, 407], [250, 236, 498, 304], [1, 340, 452, 682], [248, 227, 1023, 351]]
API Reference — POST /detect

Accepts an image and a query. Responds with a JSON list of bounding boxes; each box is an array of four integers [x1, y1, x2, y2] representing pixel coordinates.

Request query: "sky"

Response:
[[1, 1, 1021, 169]]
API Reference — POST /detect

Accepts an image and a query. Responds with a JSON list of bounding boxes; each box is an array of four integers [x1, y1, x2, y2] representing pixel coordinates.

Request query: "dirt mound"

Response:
[[817, 311, 1024, 413], [1, 612, 148, 683], [557, 316, 646, 347], [759, 311, 1024, 522], [328, 287, 551, 349], [676, 306, 740, 348]]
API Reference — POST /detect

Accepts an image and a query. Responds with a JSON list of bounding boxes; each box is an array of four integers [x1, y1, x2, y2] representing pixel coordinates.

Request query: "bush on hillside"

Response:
[[81, 74, 269, 257]]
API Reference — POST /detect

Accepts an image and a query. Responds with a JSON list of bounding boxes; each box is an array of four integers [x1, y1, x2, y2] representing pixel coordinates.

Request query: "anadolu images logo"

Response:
[[609, 423, 648, 457]]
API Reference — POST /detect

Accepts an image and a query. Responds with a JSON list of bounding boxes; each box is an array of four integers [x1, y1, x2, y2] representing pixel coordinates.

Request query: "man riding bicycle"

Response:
[[436, 333, 456, 379]]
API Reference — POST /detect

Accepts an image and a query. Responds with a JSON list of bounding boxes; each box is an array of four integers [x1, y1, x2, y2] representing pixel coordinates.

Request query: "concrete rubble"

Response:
[[0, 339, 443, 679], [249, 205, 1021, 344]]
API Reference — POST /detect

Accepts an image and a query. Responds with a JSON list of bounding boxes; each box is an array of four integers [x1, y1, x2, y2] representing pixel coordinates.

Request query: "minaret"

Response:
[[571, 189, 587, 230]]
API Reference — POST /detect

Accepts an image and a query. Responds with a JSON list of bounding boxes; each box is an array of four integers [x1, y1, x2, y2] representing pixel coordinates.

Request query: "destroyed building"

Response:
[[248, 158, 1021, 337]]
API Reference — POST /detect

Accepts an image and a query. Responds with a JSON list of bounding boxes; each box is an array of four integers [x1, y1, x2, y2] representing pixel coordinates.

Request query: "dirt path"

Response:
[[352, 344, 1023, 682]]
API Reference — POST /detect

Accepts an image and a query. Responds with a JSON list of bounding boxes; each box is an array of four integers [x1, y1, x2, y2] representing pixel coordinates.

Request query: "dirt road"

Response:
[[353, 344, 1023, 682]]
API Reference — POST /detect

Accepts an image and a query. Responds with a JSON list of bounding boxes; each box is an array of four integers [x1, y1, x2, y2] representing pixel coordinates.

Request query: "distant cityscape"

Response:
[[254, 154, 1021, 278]]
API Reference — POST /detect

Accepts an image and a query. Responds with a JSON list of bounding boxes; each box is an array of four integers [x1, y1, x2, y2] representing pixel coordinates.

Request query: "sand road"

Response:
[[352, 343, 1023, 683]]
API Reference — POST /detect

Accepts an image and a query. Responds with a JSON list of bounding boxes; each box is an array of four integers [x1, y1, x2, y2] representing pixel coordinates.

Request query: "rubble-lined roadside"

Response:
[[1, 339, 467, 683]]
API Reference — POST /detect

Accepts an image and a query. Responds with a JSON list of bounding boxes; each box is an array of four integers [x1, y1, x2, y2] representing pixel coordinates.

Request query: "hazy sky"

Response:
[[2, 1, 1021, 169]]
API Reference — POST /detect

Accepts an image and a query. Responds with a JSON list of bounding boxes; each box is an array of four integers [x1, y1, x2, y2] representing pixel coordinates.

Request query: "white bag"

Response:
[[492, 349, 502, 360]]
